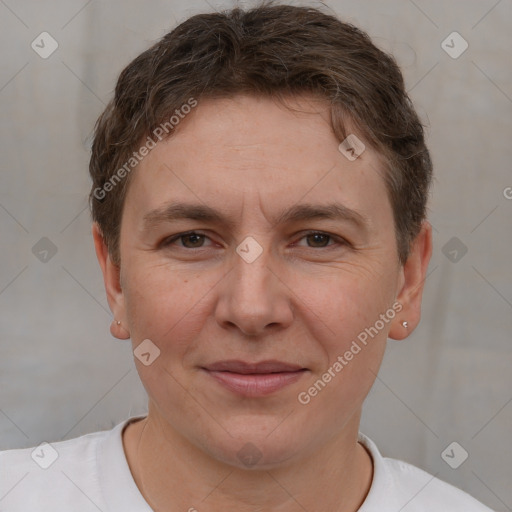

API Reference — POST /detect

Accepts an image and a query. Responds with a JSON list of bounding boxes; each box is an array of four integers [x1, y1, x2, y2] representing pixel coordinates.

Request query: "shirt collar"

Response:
[[97, 415, 153, 512]]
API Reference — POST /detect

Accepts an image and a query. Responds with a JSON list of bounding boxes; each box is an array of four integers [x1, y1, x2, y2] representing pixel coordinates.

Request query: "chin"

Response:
[[197, 420, 307, 470]]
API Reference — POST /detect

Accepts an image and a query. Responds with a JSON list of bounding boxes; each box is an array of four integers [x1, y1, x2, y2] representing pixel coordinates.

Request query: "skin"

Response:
[[93, 94, 432, 512]]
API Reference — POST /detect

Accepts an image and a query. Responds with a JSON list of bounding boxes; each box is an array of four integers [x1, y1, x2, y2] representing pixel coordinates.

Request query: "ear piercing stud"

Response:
[[402, 321, 408, 328]]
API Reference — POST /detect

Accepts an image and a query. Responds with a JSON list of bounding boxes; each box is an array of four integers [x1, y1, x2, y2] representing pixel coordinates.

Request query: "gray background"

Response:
[[1, 0, 511, 510]]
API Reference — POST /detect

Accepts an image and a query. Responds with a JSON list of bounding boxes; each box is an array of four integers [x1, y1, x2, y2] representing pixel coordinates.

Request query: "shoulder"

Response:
[[384, 457, 494, 511], [358, 433, 494, 511], [0, 427, 111, 511]]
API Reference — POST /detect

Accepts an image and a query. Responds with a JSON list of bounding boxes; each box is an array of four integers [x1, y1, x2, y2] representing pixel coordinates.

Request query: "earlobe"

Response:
[[110, 319, 131, 340], [388, 221, 433, 340], [92, 223, 129, 339]]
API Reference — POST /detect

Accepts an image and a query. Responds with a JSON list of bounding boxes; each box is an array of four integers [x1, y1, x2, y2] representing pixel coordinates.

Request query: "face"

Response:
[[99, 95, 426, 468]]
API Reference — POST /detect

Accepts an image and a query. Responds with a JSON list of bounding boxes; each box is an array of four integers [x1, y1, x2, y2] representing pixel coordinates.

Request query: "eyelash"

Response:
[[161, 230, 347, 250]]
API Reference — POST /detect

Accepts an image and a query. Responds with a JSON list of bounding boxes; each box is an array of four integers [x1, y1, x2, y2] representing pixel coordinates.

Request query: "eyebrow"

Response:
[[142, 201, 369, 231]]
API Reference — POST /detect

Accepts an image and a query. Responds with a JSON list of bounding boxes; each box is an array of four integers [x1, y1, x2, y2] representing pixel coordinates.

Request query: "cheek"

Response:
[[290, 263, 396, 401], [123, 264, 209, 347], [122, 268, 209, 400], [294, 299, 388, 446], [293, 262, 397, 337]]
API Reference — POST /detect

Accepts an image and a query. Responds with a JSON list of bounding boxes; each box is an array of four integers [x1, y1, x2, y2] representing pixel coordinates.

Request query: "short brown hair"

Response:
[[89, 2, 432, 266]]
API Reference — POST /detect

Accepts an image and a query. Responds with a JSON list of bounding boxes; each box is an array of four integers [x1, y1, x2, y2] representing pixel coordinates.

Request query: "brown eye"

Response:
[[162, 231, 212, 249], [180, 233, 206, 248], [305, 233, 331, 248], [293, 231, 344, 249]]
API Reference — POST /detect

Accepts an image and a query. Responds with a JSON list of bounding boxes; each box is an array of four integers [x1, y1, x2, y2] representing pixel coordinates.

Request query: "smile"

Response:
[[201, 360, 308, 397]]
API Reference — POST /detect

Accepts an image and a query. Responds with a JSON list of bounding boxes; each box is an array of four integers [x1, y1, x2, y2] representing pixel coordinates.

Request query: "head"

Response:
[[90, 2, 432, 468]]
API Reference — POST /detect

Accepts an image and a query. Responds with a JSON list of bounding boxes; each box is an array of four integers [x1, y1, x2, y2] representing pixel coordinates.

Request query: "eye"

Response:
[[294, 231, 345, 249], [162, 231, 213, 249]]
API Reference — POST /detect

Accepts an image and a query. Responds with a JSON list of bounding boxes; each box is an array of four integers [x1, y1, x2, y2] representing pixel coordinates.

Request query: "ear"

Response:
[[92, 223, 130, 340], [388, 220, 433, 340]]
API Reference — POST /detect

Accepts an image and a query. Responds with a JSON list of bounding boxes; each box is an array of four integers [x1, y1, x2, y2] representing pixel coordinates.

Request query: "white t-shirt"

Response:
[[0, 415, 494, 511]]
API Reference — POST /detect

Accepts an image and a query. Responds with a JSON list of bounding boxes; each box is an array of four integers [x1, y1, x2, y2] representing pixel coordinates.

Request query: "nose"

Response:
[[214, 242, 294, 337]]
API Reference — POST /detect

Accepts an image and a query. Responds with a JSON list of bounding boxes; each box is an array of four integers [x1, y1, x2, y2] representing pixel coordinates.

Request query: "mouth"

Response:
[[201, 360, 308, 397]]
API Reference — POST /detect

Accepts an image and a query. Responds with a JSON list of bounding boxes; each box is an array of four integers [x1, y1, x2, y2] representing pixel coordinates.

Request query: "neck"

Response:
[[123, 409, 373, 512]]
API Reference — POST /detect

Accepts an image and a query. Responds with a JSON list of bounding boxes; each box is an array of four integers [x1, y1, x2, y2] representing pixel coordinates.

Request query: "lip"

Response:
[[201, 360, 308, 397], [204, 359, 305, 374]]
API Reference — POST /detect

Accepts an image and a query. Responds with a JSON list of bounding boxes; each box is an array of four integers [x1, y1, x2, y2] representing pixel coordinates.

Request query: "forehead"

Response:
[[124, 94, 391, 232]]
